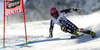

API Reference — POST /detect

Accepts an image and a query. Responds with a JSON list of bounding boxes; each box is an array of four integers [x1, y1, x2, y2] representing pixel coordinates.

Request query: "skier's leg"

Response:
[[66, 20, 79, 30], [61, 20, 79, 37], [61, 25, 78, 35], [68, 19, 96, 38], [66, 20, 79, 36], [61, 25, 80, 39], [77, 28, 96, 38]]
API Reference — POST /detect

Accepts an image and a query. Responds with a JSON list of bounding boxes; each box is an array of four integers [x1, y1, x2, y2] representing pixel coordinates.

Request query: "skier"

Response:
[[49, 7, 96, 38]]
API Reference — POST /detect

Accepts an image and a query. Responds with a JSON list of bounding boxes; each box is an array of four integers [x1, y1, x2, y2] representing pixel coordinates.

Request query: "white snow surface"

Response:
[[0, 12, 100, 50]]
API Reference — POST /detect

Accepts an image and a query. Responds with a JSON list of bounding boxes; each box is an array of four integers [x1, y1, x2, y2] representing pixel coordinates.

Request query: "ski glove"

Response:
[[76, 8, 82, 11], [49, 29, 53, 38]]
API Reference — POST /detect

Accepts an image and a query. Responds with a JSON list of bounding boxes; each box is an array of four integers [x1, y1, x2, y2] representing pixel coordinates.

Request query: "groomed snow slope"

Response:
[[0, 12, 100, 50]]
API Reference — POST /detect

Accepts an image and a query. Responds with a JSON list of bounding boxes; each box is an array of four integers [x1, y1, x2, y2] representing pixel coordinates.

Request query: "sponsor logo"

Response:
[[6, 0, 20, 9], [7, 9, 21, 15]]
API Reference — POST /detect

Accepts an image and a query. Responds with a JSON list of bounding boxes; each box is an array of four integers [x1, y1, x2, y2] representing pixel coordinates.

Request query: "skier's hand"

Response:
[[49, 29, 53, 38], [71, 8, 82, 11], [70, 8, 82, 11]]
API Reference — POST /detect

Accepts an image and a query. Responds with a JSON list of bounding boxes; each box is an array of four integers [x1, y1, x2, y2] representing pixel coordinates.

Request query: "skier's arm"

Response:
[[60, 8, 81, 13], [49, 20, 54, 34]]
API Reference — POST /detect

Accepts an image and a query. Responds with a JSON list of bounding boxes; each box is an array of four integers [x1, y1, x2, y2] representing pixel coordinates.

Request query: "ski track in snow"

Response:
[[0, 12, 100, 50]]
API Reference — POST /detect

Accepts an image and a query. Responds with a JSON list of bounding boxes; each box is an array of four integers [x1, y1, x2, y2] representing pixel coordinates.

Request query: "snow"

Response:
[[22, 0, 100, 21], [0, 12, 100, 50]]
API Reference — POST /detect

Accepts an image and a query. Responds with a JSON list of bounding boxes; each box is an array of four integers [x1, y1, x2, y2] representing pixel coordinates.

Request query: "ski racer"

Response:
[[49, 7, 96, 38]]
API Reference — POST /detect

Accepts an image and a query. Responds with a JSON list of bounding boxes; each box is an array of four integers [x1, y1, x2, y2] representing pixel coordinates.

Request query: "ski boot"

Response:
[[90, 31, 96, 38], [71, 31, 79, 39], [80, 28, 96, 38]]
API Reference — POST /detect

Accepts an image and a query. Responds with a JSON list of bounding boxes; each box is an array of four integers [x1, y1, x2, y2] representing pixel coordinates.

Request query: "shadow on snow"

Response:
[[15, 38, 70, 46], [16, 34, 100, 47]]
